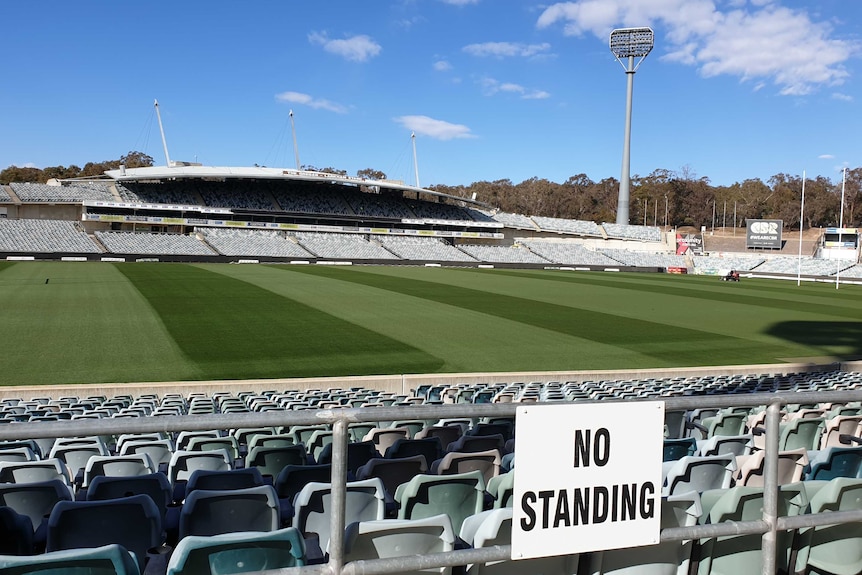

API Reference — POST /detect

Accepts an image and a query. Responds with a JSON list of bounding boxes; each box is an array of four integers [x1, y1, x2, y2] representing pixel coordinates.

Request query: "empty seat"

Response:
[[0, 459, 72, 490], [166, 527, 306, 575], [0, 506, 35, 556], [292, 478, 386, 553], [185, 468, 265, 493], [794, 477, 862, 575], [0, 479, 73, 541], [317, 441, 380, 475], [385, 438, 443, 469], [86, 472, 172, 525], [178, 485, 280, 540], [430, 449, 501, 484], [82, 454, 156, 489], [245, 445, 308, 482], [355, 456, 426, 501], [342, 514, 455, 575], [46, 494, 162, 571], [663, 454, 736, 495], [395, 470, 485, 533], [0, 543, 141, 575]]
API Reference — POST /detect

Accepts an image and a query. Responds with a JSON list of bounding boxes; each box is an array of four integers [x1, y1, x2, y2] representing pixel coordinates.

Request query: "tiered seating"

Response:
[[293, 232, 398, 259], [598, 249, 687, 268], [198, 228, 313, 258], [490, 212, 535, 229], [345, 193, 414, 220], [404, 199, 473, 222], [457, 244, 550, 264], [115, 183, 200, 206], [692, 255, 765, 272], [9, 182, 114, 203], [197, 187, 276, 211], [0, 219, 101, 253], [1, 372, 862, 574], [839, 263, 862, 278], [754, 256, 856, 276], [0, 186, 14, 202], [520, 240, 621, 266], [531, 216, 603, 236], [95, 232, 217, 256], [271, 187, 353, 216], [601, 223, 662, 242], [376, 236, 477, 262]]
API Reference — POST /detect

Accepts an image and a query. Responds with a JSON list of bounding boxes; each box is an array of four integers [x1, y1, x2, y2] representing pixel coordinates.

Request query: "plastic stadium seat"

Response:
[[795, 478, 862, 575], [697, 434, 754, 457], [0, 543, 141, 575], [86, 472, 172, 525], [0, 479, 73, 543], [394, 470, 486, 534], [306, 430, 334, 463], [245, 445, 308, 482], [175, 430, 220, 451], [185, 467, 265, 493], [663, 438, 698, 462], [167, 449, 232, 486], [362, 427, 411, 456], [292, 478, 386, 554], [166, 527, 306, 575], [585, 491, 701, 575], [342, 514, 455, 575], [384, 437, 443, 469], [663, 454, 736, 496], [0, 506, 35, 555], [446, 434, 505, 455], [0, 447, 38, 463], [415, 425, 462, 451], [460, 508, 579, 575], [697, 484, 807, 575], [819, 415, 862, 449], [46, 494, 162, 571], [778, 417, 825, 452], [185, 436, 240, 461], [430, 449, 501, 484], [82, 454, 157, 489], [735, 448, 808, 487], [354, 455, 426, 502], [178, 485, 280, 540], [486, 471, 514, 509], [0, 459, 73, 491], [807, 446, 862, 480], [316, 441, 380, 475], [119, 439, 175, 469]]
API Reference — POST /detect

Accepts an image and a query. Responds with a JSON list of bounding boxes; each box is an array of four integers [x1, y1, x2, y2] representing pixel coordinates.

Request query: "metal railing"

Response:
[[3, 389, 862, 575]]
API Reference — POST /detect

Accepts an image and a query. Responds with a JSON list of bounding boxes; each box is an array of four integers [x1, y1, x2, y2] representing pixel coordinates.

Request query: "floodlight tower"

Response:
[[610, 27, 654, 225]]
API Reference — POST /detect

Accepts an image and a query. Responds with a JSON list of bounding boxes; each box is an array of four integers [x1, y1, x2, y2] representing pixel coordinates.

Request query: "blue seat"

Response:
[[0, 506, 34, 555], [178, 485, 280, 540]]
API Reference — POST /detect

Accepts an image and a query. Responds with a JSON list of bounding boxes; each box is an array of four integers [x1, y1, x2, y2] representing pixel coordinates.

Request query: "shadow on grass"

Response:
[[765, 321, 862, 362]]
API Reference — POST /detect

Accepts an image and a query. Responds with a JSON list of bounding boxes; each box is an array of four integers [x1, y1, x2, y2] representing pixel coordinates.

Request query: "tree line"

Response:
[[2, 153, 858, 229]]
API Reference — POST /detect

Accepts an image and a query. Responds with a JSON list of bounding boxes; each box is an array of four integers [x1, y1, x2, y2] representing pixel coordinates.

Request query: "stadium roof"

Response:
[[102, 165, 489, 208]]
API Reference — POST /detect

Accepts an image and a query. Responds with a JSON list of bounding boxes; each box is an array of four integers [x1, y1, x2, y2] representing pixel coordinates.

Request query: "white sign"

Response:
[[512, 401, 664, 559]]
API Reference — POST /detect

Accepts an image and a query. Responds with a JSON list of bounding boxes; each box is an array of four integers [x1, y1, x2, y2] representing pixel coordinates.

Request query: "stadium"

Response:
[[1, 158, 862, 575]]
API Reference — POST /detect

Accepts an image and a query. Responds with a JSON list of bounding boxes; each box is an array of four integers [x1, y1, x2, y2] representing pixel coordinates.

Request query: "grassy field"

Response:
[[0, 261, 860, 386]]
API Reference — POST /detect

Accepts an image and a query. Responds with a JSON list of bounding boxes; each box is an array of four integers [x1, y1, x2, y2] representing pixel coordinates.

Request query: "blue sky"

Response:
[[1, 0, 859, 188]]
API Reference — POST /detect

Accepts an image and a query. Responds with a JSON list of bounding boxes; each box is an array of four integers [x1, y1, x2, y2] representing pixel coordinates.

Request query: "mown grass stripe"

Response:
[[117, 263, 444, 379], [282, 265, 786, 365]]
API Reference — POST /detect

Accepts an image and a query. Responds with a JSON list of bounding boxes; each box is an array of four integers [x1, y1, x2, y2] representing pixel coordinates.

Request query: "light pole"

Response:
[[610, 27, 654, 225], [664, 194, 668, 228]]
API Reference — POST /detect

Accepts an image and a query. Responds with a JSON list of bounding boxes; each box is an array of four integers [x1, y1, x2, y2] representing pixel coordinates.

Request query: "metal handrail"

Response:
[[3, 389, 862, 575]]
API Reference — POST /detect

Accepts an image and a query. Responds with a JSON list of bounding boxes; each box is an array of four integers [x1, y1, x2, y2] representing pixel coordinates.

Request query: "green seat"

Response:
[[698, 483, 808, 575], [245, 445, 307, 481], [395, 470, 485, 533], [0, 543, 141, 575], [586, 491, 700, 575], [166, 528, 306, 575], [487, 470, 514, 509], [795, 478, 862, 575], [778, 417, 825, 452], [461, 507, 579, 575], [343, 514, 455, 575]]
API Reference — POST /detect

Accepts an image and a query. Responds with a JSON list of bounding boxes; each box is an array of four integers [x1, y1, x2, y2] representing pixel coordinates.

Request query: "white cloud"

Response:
[[463, 41, 552, 58], [537, 1, 857, 95], [275, 91, 349, 114], [478, 77, 550, 100], [832, 92, 853, 102], [818, 154, 835, 159], [308, 31, 382, 62], [394, 115, 476, 140], [433, 60, 453, 72]]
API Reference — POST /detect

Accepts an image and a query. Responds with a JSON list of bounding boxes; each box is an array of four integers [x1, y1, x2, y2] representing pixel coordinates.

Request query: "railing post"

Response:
[[761, 400, 782, 574], [328, 417, 349, 575]]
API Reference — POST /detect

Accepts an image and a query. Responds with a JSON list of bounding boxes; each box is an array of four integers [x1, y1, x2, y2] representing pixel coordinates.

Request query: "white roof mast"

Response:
[[154, 99, 172, 167]]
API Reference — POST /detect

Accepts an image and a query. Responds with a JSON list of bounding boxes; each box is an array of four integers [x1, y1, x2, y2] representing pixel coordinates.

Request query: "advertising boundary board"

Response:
[[512, 401, 664, 559]]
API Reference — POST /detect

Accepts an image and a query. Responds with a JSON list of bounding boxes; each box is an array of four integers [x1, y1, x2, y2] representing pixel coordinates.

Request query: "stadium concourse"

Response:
[[0, 168, 860, 280]]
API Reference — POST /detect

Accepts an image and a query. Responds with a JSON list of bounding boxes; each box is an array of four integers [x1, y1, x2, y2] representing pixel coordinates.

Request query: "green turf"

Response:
[[0, 261, 859, 386]]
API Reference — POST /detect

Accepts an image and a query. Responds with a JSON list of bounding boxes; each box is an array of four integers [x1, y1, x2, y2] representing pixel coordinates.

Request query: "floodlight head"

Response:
[[610, 27, 654, 59]]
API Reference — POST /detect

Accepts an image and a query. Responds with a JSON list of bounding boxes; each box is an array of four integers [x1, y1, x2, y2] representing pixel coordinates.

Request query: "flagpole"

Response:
[[797, 170, 805, 286]]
